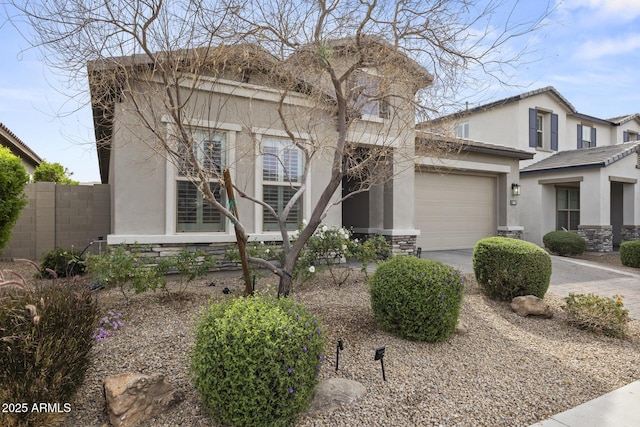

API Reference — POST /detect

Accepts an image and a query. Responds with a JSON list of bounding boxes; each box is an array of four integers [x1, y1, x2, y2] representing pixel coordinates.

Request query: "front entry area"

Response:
[[415, 171, 496, 251]]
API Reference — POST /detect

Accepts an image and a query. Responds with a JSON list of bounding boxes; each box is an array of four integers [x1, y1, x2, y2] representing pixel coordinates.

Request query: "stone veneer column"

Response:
[[496, 226, 524, 240], [577, 225, 613, 252], [389, 235, 417, 256], [621, 225, 640, 242]]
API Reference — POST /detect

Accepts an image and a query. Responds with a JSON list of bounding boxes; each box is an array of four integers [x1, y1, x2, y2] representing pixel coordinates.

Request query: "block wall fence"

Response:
[[1, 182, 111, 261]]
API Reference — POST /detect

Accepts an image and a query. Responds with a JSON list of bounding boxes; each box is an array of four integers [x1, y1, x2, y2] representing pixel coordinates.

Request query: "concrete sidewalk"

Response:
[[529, 380, 640, 427]]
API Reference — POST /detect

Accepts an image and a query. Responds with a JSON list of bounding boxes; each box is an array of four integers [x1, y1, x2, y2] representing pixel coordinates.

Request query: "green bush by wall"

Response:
[[542, 231, 586, 256], [473, 237, 551, 301], [620, 240, 640, 267], [370, 256, 464, 342]]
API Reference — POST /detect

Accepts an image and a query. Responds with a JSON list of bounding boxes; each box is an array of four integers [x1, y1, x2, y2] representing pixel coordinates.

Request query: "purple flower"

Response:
[[287, 368, 292, 375], [319, 355, 324, 361], [302, 345, 308, 352], [289, 387, 295, 394]]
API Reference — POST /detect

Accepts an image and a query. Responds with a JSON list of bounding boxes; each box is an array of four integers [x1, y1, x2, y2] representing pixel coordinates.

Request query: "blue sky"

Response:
[[1, 0, 639, 183]]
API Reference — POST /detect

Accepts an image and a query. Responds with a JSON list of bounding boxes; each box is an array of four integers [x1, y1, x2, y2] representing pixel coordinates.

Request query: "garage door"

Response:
[[415, 171, 496, 251]]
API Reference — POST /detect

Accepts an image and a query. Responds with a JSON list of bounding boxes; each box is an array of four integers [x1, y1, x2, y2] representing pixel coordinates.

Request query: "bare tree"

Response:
[[8, 0, 551, 296]]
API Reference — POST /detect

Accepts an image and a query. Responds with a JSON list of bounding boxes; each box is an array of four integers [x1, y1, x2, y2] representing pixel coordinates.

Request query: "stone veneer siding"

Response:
[[496, 228, 524, 239], [577, 225, 613, 252], [352, 233, 417, 256], [621, 225, 640, 242], [123, 242, 242, 271]]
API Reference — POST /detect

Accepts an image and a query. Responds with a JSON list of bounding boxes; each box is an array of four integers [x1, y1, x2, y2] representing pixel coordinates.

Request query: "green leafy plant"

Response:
[[157, 248, 217, 294], [86, 245, 165, 300], [32, 160, 78, 185], [0, 146, 29, 254], [293, 225, 359, 286], [563, 293, 629, 338], [542, 231, 586, 256], [39, 247, 86, 278], [0, 260, 99, 427], [225, 241, 282, 278], [370, 256, 464, 342], [191, 294, 324, 427], [356, 234, 391, 277], [473, 237, 551, 301], [620, 240, 640, 268]]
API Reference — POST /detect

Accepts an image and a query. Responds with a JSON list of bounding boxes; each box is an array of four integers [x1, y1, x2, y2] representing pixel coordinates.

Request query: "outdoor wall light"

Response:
[[335, 338, 344, 372], [374, 346, 386, 381], [511, 183, 521, 196]]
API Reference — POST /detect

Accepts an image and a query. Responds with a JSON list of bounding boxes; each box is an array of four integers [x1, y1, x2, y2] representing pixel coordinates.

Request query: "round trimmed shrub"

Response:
[[191, 294, 324, 427], [370, 256, 464, 342], [473, 237, 551, 301], [542, 231, 586, 256], [620, 240, 640, 267]]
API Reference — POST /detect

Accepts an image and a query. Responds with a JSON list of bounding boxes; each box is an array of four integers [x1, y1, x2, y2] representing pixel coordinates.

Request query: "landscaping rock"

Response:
[[510, 295, 553, 318], [104, 373, 184, 427], [306, 378, 366, 414]]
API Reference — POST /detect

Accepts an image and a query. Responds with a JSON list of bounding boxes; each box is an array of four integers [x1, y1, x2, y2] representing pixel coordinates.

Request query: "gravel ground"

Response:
[[2, 259, 639, 427]]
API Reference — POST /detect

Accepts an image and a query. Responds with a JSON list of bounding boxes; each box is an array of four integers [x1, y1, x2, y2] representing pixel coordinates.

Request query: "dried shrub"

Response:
[[563, 293, 629, 338], [0, 263, 99, 427]]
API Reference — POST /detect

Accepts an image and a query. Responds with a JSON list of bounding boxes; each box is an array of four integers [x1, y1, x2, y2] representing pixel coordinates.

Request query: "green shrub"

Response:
[[191, 294, 324, 427], [0, 146, 29, 254], [86, 245, 165, 300], [157, 248, 217, 294], [0, 262, 99, 427], [356, 235, 391, 277], [620, 240, 640, 268], [39, 247, 86, 278], [473, 237, 551, 301], [542, 231, 586, 256], [563, 293, 629, 338], [370, 256, 464, 342]]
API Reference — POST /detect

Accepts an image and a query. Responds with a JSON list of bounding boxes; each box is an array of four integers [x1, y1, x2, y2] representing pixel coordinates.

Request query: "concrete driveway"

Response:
[[421, 249, 640, 320]]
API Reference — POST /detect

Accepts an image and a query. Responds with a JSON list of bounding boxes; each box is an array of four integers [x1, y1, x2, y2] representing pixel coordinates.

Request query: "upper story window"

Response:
[[262, 137, 304, 231], [577, 124, 596, 148], [176, 129, 226, 232], [455, 121, 469, 139], [349, 72, 390, 120], [623, 130, 640, 142], [529, 108, 558, 151]]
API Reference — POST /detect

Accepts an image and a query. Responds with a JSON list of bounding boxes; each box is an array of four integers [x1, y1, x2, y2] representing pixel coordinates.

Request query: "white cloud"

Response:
[[575, 32, 640, 60], [561, 0, 640, 20]]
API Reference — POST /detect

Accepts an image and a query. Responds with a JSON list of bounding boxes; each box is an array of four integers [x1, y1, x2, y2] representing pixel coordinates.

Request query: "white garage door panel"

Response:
[[415, 172, 496, 251]]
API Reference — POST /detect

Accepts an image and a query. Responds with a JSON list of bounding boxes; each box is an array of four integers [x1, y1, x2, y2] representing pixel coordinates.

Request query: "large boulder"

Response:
[[306, 378, 366, 414], [104, 373, 184, 427], [510, 295, 553, 318]]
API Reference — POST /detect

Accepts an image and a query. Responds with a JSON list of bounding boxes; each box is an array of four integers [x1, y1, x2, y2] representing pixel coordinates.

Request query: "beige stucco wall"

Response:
[[107, 72, 418, 245]]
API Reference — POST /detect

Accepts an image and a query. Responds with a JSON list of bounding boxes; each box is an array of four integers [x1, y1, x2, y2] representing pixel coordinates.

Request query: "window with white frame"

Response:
[[536, 114, 544, 148], [262, 137, 304, 231], [349, 72, 389, 119], [556, 188, 580, 231], [176, 129, 226, 232], [455, 121, 469, 139]]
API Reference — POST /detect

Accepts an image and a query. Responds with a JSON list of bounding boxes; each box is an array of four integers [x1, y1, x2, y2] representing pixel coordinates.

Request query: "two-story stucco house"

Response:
[[89, 40, 531, 256], [427, 87, 640, 251]]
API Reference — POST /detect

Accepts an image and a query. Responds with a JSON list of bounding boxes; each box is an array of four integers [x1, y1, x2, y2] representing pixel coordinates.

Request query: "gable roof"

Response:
[[608, 113, 640, 125], [520, 141, 640, 175], [417, 132, 534, 160], [423, 86, 577, 125], [0, 122, 42, 169]]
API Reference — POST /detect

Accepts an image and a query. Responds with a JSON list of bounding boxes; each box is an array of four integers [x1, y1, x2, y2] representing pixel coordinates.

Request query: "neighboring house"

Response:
[[88, 42, 531, 255], [426, 86, 640, 251], [0, 122, 42, 175]]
